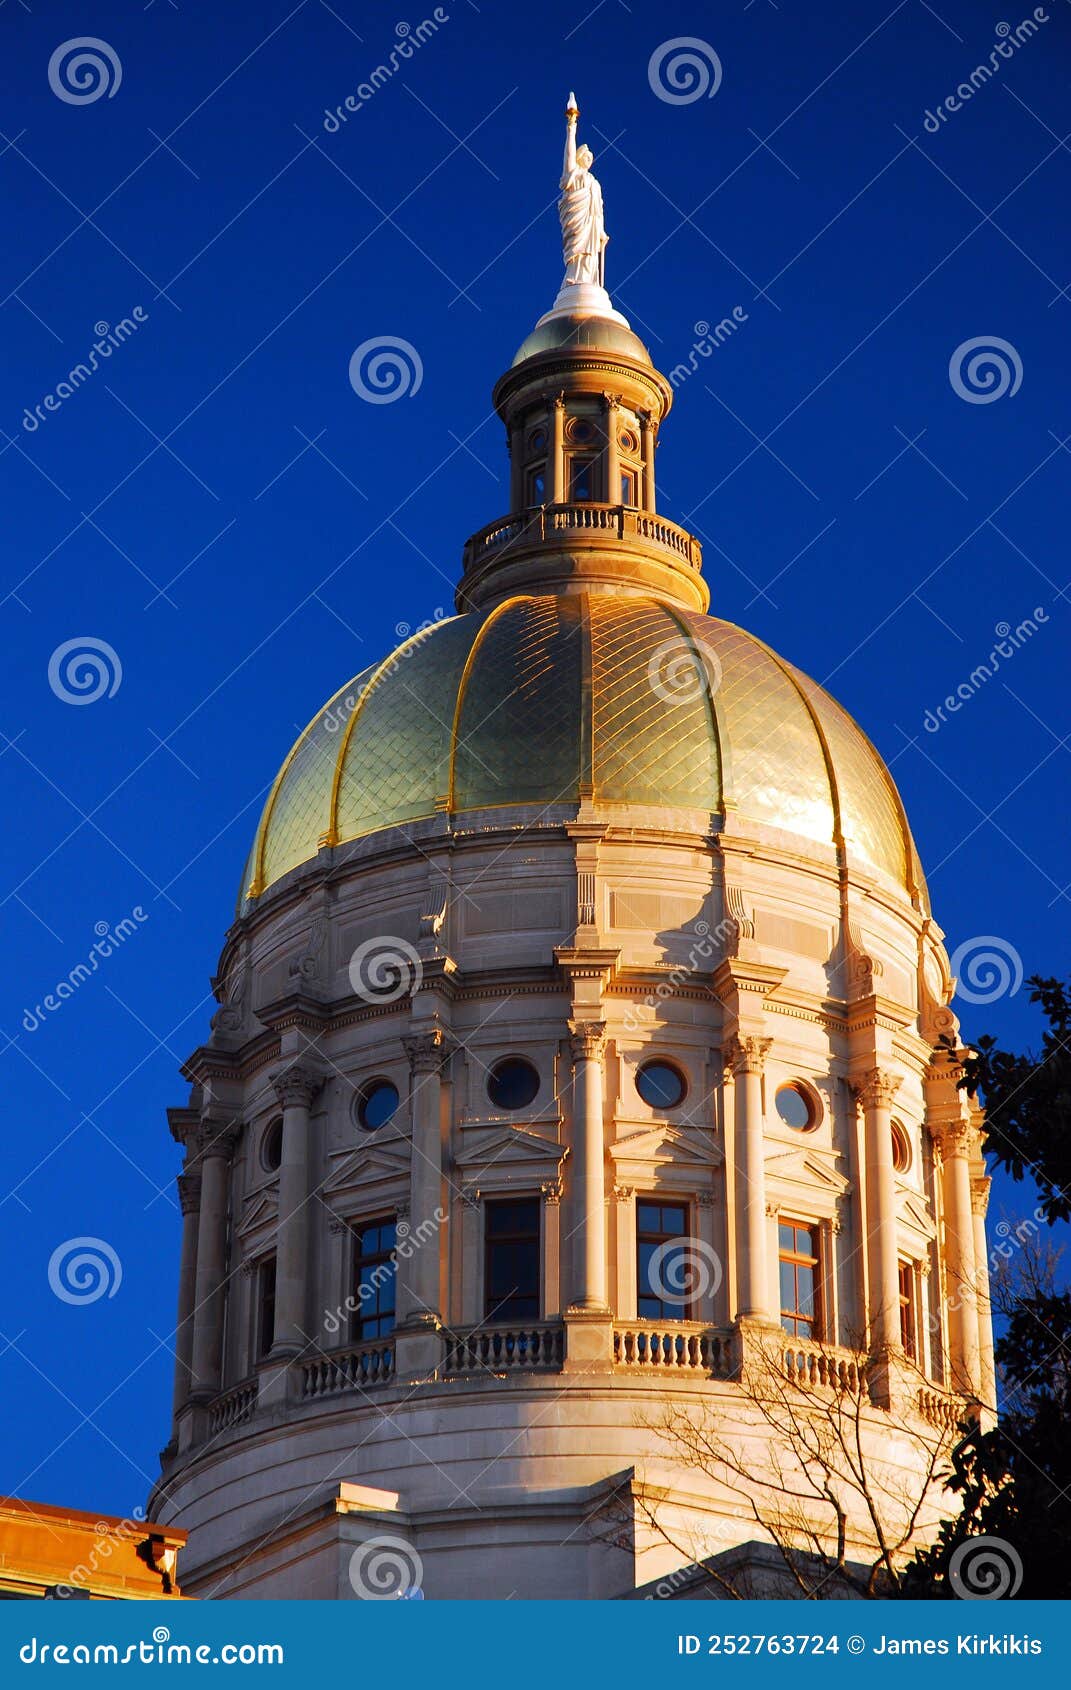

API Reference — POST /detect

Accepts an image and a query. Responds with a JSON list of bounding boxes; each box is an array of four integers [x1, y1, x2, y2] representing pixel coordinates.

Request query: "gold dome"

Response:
[[241, 595, 927, 911], [512, 312, 654, 368]]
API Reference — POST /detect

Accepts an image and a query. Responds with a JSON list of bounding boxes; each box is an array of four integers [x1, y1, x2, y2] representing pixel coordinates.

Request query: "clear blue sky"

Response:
[[1, 0, 1069, 1518]]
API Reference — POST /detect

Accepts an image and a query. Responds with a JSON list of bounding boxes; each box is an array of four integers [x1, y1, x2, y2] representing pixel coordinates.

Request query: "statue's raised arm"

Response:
[[558, 93, 607, 290]]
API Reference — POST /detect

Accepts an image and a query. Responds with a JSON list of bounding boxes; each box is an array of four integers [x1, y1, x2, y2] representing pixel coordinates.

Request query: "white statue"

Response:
[[559, 93, 608, 288]]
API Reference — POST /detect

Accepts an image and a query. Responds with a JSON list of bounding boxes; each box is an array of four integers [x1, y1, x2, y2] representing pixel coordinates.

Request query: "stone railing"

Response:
[[613, 1321, 732, 1377], [917, 1385, 971, 1433], [782, 1340, 865, 1393], [443, 1322, 564, 1374], [460, 503, 703, 575], [208, 1378, 259, 1435], [298, 1340, 395, 1400]]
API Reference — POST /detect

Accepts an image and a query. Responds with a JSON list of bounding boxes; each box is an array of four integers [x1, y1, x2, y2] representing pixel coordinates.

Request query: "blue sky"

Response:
[[1, 0, 1069, 1517]]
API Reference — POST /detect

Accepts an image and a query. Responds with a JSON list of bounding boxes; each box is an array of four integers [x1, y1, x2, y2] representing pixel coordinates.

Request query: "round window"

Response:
[[775, 1084, 817, 1132], [358, 1080, 400, 1132], [487, 1057, 540, 1111], [891, 1119, 912, 1173], [636, 1060, 687, 1110], [261, 1118, 283, 1172]]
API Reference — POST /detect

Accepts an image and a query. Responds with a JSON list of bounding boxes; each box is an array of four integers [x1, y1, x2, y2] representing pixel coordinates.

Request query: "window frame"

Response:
[[255, 1254, 276, 1361], [350, 1214, 398, 1344], [899, 1258, 918, 1361], [483, 1196, 542, 1325], [635, 1198, 692, 1322], [778, 1219, 822, 1340]]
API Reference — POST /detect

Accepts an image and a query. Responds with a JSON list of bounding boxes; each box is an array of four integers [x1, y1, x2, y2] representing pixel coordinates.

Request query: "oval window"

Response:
[[487, 1057, 540, 1111], [891, 1119, 912, 1173], [636, 1060, 687, 1110], [261, 1118, 283, 1172], [358, 1080, 400, 1132], [775, 1083, 817, 1132]]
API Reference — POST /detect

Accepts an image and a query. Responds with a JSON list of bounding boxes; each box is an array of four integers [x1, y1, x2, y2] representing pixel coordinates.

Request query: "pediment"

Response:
[[764, 1145, 850, 1197], [610, 1123, 723, 1175], [897, 1187, 937, 1241], [237, 1188, 277, 1238], [455, 1121, 567, 1172], [324, 1138, 411, 1195]]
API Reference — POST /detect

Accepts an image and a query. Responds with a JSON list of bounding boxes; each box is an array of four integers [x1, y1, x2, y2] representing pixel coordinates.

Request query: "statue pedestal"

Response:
[[538, 282, 630, 328]]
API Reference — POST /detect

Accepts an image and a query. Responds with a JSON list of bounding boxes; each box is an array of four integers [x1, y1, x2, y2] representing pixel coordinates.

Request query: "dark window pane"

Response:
[[636, 1062, 686, 1110], [487, 1058, 540, 1111], [484, 1198, 541, 1323], [358, 1081, 399, 1132]]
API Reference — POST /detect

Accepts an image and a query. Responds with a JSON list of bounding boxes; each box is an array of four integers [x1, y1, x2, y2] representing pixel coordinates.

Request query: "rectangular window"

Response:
[[620, 468, 638, 507], [526, 465, 546, 505], [484, 1198, 540, 1322], [899, 1260, 917, 1361], [352, 1217, 397, 1341], [256, 1256, 276, 1360], [637, 1200, 690, 1320], [569, 456, 595, 500], [779, 1221, 821, 1339]]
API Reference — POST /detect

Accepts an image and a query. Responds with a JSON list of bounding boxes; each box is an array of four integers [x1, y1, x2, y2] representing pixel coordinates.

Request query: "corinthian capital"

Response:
[[196, 1117, 241, 1161], [851, 1067, 902, 1110], [568, 1019, 607, 1062], [270, 1061, 324, 1110], [930, 1117, 972, 1160], [403, 1024, 453, 1075], [177, 1172, 201, 1215], [724, 1034, 772, 1077]]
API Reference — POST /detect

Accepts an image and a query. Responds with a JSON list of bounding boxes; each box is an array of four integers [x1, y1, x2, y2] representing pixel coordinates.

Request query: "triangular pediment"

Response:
[[324, 1137, 411, 1195], [455, 1121, 566, 1171], [764, 1145, 850, 1197], [237, 1188, 277, 1238], [610, 1123, 723, 1174], [897, 1187, 937, 1240]]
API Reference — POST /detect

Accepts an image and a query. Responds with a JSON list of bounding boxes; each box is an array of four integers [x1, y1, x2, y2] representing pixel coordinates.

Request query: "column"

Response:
[[852, 1068, 902, 1354], [972, 1175, 997, 1411], [542, 1179, 564, 1318], [567, 1020, 609, 1310], [695, 1191, 719, 1325], [612, 1183, 637, 1319], [935, 1122, 980, 1396], [726, 1036, 772, 1323], [550, 393, 566, 503], [639, 410, 656, 511], [172, 1172, 201, 1420], [509, 422, 524, 510], [400, 1027, 451, 1327], [603, 393, 620, 504], [189, 1122, 237, 1399], [269, 1062, 323, 1357]]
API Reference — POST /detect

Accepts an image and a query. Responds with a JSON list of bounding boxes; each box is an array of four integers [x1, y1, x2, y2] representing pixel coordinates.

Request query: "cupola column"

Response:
[[189, 1121, 238, 1399], [269, 1062, 324, 1357], [603, 393, 620, 504], [934, 1120, 981, 1397], [509, 422, 525, 510], [726, 1036, 773, 1323], [639, 410, 656, 511], [851, 1068, 903, 1355], [972, 1173, 996, 1413], [172, 1173, 201, 1420], [401, 1027, 451, 1327], [567, 1020, 610, 1310], [550, 394, 566, 503]]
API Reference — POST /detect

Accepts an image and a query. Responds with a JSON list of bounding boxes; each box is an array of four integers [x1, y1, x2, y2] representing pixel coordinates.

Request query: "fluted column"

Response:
[[269, 1062, 323, 1357], [972, 1174, 996, 1412], [401, 1027, 451, 1326], [567, 1020, 609, 1311], [189, 1122, 238, 1399], [172, 1173, 201, 1419], [550, 393, 566, 504], [603, 393, 620, 504], [639, 409, 656, 510], [934, 1121, 980, 1396], [725, 1036, 772, 1323], [852, 1067, 902, 1354]]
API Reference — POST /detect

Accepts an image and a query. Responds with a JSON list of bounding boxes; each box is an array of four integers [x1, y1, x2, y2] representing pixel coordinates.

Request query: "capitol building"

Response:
[[149, 102, 995, 1600]]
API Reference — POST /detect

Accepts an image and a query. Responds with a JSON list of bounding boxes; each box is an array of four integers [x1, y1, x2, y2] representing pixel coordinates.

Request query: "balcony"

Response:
[[613, 1321, 733, 1378], [443, 1322, 565, 1375], [298, 1339, 396, 1399]]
